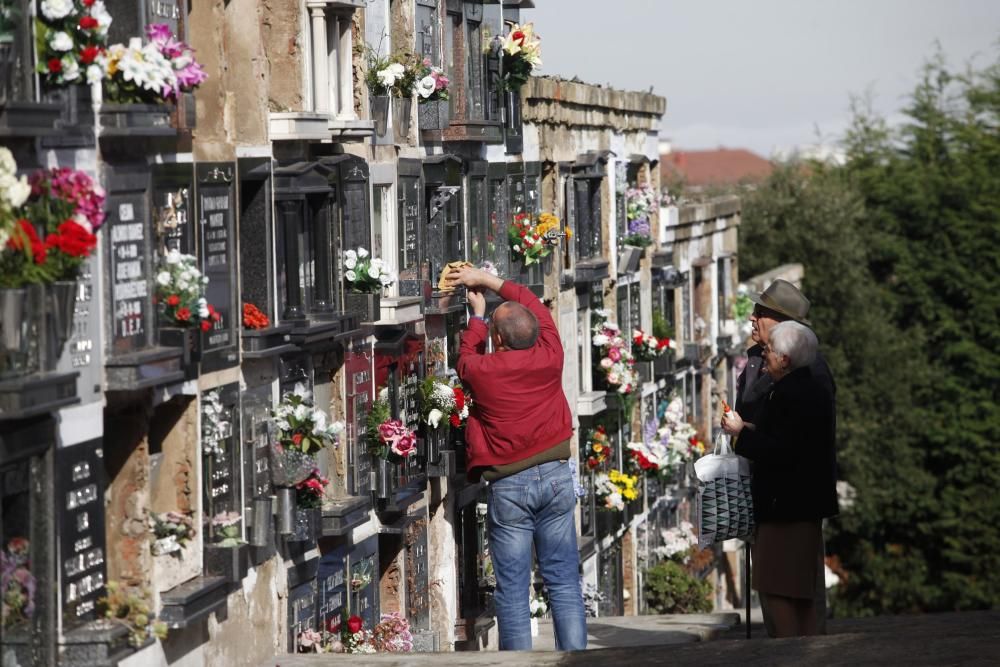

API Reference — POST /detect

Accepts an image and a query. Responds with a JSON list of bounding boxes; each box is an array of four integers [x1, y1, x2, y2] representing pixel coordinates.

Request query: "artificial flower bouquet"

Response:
[[622, 184, 657, 247], [344, 246, 394, 293], [632, 328, 676, 361], [201, 388, 230, 460], [149, 510, 196, 556], [307, 611, 413, 654], [363, 48, 416, 99], [242, 302, 270, 329], [328, 612, 376, 654], [508, 211, 564, 266], [419, 375, 469, 430], [367, 390, 418, 461], [592, 309, 638, 395], [498, 22, 541, 91], [154, 249, 219, 331], [2, 152, 105, 288], [209, 511, 243, 548], [413, 57, 450, 103], [1, 537, 35, 631], [99, 24, 207, 104], [296, 468, 330, 510], [270, 383, 344, 486], [529, 590, 549, 619], [654, 521, 699, 563], [584, 426, 612, 470], [594, 469, 639, 512], [35, 0, 112, 86], [97, 581, 169, 648]]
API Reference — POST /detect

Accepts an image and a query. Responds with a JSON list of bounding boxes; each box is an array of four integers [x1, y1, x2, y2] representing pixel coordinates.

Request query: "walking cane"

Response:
[[745, 541, 751, 639]]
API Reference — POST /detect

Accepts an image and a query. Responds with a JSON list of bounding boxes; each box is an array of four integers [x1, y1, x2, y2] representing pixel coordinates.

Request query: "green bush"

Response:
[[643, 561, 713, 614]]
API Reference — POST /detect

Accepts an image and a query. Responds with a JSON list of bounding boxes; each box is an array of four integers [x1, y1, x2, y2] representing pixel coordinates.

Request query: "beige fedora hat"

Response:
[[750, 279, 811, 325]]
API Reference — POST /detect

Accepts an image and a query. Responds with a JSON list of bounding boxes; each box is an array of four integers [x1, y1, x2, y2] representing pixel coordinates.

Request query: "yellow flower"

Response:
[[592, 443, 603, 453], [563, 226, 573, 239]]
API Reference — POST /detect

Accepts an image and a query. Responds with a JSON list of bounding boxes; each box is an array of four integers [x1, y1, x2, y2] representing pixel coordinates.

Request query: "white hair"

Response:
[[769, 321, 818, 370]]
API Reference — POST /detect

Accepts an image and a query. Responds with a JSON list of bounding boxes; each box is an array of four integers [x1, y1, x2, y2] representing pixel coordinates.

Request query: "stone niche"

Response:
[[343, 337, 373, 497]]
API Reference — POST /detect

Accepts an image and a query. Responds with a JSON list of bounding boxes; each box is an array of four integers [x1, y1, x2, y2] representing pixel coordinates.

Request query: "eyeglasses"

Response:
[[752, 305, 781, 320]]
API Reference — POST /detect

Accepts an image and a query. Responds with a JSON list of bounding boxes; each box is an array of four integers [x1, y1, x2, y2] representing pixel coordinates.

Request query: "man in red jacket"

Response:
[[445, 266, 586, 651]]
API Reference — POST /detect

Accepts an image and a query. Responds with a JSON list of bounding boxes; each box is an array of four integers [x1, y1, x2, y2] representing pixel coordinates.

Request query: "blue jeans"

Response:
[[487, 460, 587, 651]]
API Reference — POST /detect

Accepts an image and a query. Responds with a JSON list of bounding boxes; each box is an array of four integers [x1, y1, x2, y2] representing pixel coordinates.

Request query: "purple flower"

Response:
[[145, 23, 174, 43], [627, 217, 650, 237]]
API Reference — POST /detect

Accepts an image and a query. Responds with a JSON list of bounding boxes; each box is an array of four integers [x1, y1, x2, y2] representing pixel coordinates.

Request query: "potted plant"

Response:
[[366, 389, 418, 499], [414, 57, 450, 131], [149, 510, 196, 556], [343, 246, 393, 324]]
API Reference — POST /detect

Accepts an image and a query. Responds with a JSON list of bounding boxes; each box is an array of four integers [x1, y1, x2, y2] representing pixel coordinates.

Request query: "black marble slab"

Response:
[[321, 496, 372, 537], [104, 346, 184, 391], [0, 101, 63, 137], [58, 619, 133, 667], [0, 371, 79, 420], [574, 258, 611, 284], [204, 544, 251, 585], [241, 324, 295, 358], [158, 576, 228, 629]]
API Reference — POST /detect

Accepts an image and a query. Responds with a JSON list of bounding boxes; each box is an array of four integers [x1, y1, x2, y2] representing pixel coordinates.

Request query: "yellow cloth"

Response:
[[437, 261, 472, 292]]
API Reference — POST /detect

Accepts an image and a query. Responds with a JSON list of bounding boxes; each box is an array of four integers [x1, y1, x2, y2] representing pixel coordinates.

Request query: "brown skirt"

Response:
[[751, 520, 823, 599]]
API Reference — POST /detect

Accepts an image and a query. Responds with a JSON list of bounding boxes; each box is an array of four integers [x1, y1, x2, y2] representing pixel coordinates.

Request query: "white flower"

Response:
[[379, 274, 393, 286], [275, 419, 290, 431], [197, 298, 209, 319], [166, 249, 182, 264], [0, 148, 16, 177], [0, 174, 30, 210], [50, 32, 73, 53], [357, 247, 369, 258], [40, 0, 73, 20], [376, 67, 399, 88], [86, 63, 104, 85], [345, 269, 357, 282], [344, 256, 356, 269], [91, 1, 113, 36], [345, 249, 356, 261], [293, 383, 311, 401], [156, 271, 171, 286], [378, 387, 388, 402], [371, 258, 384, 269], [427, 408, 443, 428], [293, 404, 309, 421], [367, 265, 380, 280], [60, 56, 80, 82], [416, 75, 436, 99], [592, 334, 609, 347], [328, 420, 346, 436]]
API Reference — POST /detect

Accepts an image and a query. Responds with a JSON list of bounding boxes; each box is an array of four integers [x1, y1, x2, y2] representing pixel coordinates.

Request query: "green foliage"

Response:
[[740, 46, 1000, 615], [643, 560, 713, 614]]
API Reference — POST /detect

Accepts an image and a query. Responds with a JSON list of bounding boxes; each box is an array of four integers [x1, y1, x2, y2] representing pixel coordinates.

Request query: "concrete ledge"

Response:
[[677, 196, 742, 225]]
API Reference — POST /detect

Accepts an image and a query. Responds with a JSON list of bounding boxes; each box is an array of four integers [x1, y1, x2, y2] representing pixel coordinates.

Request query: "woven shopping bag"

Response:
[[694, 433, 754, 548]]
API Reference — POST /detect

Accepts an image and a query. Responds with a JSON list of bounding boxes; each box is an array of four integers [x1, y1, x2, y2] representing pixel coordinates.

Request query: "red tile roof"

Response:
[[661, 148, 773, 188]]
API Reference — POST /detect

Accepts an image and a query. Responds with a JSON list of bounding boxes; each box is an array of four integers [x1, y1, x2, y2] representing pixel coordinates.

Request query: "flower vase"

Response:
[[375, 458, 391, 500], [250, 496, 273, 548], [159, 326, 203, 367], [637, 361, 653, 384], [530, 617, 539, 637], [0, 288, 29, 378], [289, 508, 320, 543], [370, 95, 390, 137], [618, 245, 642, 274], [392, 97, 412, 139], [276, 487, 296, 535], [505, 90, 523, 129], [49, 280, 77, 355], [344, 291, 381, 324], [418, 99, 450, 131], [152, 536, 182, 556]]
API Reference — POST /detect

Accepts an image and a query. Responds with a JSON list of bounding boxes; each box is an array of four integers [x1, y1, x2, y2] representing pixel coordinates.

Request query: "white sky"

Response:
[[524, 0, 1000, 156]]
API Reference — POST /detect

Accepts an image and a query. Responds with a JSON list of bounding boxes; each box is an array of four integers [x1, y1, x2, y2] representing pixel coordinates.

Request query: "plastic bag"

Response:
[[694, 432, 754, 548]]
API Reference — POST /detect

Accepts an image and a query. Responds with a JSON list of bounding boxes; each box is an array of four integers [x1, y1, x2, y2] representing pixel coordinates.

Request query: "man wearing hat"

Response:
[[734, 278, 838, 635]]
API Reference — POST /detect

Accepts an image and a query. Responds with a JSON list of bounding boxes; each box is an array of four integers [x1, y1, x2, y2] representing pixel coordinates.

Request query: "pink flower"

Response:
[[600, 357, 613, 369], [391, 434, 417, 458], [608, 347, 621, 362]]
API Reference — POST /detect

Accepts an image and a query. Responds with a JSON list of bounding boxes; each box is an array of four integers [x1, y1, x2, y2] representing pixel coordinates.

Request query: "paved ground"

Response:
[[265, 610, 1000, 666]]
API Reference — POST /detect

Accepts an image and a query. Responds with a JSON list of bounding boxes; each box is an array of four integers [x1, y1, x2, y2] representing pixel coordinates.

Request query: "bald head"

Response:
[[493, 302, 539, 350]]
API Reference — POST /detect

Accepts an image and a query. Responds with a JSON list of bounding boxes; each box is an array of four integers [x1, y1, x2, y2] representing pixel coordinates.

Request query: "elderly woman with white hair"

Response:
[[722, 320, 838, 637]]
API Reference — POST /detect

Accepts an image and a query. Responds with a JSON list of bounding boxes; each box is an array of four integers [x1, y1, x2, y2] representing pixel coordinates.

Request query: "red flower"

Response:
[[47, 58, 62, 73], [166, 295, 180, 306], [347, 615, 363, 634], [449, 413, 461, 427], [79, 16, 99, 30], [8, 219, 47, 265], [328, 619, 341, 633], [45, 221, 97, 259], [292, 433, 303, 446], [453, 388, 465, 410], [176, 307, 191, 321], [82, 0, 95, 4], [200, 319, 212, 332], [519, 231, 526, 238], [80, 46, 100, 64], [512, 30, 526, 45]]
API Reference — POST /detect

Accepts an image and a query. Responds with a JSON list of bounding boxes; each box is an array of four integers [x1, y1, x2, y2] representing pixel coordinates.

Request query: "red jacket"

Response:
[[457, 281, 573, 478]]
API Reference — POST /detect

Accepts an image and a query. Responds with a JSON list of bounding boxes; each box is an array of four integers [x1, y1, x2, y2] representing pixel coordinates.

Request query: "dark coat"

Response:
[[736, 344, 836, 424], [735, 365, 839, 523]]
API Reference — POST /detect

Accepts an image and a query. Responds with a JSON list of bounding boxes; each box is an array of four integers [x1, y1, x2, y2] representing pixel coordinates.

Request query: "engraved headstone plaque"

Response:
[[345, 340, 373, 496], [198, 163, 238, 368], [105, 170, 152, 354], [317, 544, 348, 630]]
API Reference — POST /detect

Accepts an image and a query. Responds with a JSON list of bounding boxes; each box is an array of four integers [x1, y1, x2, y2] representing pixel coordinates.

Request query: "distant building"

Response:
[[661, 148, 774, 190]]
